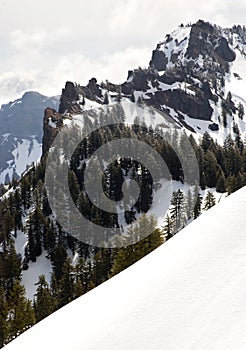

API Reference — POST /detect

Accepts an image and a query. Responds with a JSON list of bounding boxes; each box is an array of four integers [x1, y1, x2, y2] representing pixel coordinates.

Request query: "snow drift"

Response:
[[5, 186, 246, 350]]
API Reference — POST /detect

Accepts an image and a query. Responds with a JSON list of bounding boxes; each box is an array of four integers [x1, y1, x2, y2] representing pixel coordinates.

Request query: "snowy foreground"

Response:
[[5, 186, 246, 350]]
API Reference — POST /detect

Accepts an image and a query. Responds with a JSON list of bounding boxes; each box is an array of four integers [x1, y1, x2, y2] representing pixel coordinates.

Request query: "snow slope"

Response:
[[0, 138, 42, 184], [5, 186, 246, 350]]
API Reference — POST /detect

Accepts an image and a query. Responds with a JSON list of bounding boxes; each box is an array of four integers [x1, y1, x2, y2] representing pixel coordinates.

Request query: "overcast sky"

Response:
[[0, 0, 245, 105]]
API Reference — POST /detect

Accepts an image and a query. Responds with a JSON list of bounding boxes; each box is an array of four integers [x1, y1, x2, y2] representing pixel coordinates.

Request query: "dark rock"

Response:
[[59, 81, 80, 114], [146, 89, 213, 121], [42, 107, 63, 158], [208, 122, 219, 131], [215, 37, 236, 62], [149, 49, 168, 71], [79, 78, 103, 104]]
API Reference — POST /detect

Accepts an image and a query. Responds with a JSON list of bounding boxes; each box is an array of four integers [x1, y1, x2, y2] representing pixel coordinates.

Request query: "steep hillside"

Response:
[[4, 186, 246, 350]]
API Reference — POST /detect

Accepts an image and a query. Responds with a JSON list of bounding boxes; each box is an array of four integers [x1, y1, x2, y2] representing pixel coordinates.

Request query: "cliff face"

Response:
[[42, 107, 64, 158]]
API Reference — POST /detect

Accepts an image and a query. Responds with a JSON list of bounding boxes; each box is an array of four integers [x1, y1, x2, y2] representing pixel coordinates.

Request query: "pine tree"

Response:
[[103, 92, 109, 105], [170, 190, 185, 233], [238, 102, 244, 119], [0, 286, 7, 348], [6, 281, 35, 343], [51, 245, 68, 281], [203, 191, 216, 210], [58, 258, 75, 308], [185, 189, 193, 220], [216, 169, 226, 193], [34, 275, 57, 323], [204, 150, 218, 188], [163, 214, 173, 240], [193, 186, 202, 219], [116, 86, 122, 103], [4, 241, 22, 295], [130, 90, 135, 103]]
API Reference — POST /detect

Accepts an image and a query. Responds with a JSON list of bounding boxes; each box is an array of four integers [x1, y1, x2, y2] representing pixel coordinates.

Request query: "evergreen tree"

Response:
[[6, 281, 35, 343], [0, 286, 7, 348], [116, 86, 122, 102], [170, 190, 185, 233], [34, 275, 57, 323], [238, 102, 244, 119], [51, 245, 68, 281], [216, 169, 226, 193], [103, 92, 109, 105], [163, 214, 173, 240], [58, 258, 75, 308], [130, 90, 135, 103], [185, 188, 193, 221], [193, 186, 202, 219], [204, 150, 218, 188], [203, 191, 216, 210], [4, 241, 22, 295]]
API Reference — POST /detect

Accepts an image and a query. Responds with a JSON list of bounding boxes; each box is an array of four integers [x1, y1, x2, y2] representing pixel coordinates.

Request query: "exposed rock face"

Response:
[[149, 49, 168, 71], [146, 89, 213, 120], [215, 37, 236, 62], [79, 78, 104, 104], [42, 107, 63, 158], [186, 19, 236, 69], [59, 81, 80, 114], [122, 69, 158, 94], [186, 20, 214, 59]]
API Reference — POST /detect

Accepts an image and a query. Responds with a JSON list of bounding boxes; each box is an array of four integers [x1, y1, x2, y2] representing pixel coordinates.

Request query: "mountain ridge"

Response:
[[43, 20, 246, 156]]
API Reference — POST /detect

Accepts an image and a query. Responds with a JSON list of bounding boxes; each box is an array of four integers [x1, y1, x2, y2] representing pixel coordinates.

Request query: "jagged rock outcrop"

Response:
[[42, 107, 63, 158], [149, 49, 168, 71], [59, 81, 81, 114], [215, 37, 236, 62], [186, 20, 235, 70]]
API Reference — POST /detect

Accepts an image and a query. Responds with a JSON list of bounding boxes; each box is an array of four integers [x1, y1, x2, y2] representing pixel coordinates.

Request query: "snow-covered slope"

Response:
[[5, 186, 246, 350]]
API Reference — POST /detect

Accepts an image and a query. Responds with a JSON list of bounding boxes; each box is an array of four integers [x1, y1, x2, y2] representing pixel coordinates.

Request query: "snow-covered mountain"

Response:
[[50, 20, 246, 148], [4, 186, 246, 350], [0, 91, 59, 184]]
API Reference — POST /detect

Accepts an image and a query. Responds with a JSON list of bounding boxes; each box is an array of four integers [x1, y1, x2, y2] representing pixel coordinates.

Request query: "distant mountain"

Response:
[[4, 186, 246, 350], [0, 91, 59, 183]]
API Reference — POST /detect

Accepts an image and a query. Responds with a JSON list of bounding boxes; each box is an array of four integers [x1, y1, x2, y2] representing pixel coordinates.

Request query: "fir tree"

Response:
[[58, 258, 75, 308], [170, 190, 185, 233], [130, 90, 135, 103], [238, 102, 244, 119], [34, 275, 57, 323], [193, 186, 202, 219], [0, 286, 7, 348], [203, 191, 216, 210], [6, 281, 35, 343], [163, 214, 173, 240], [103, 92, 109, 105]]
